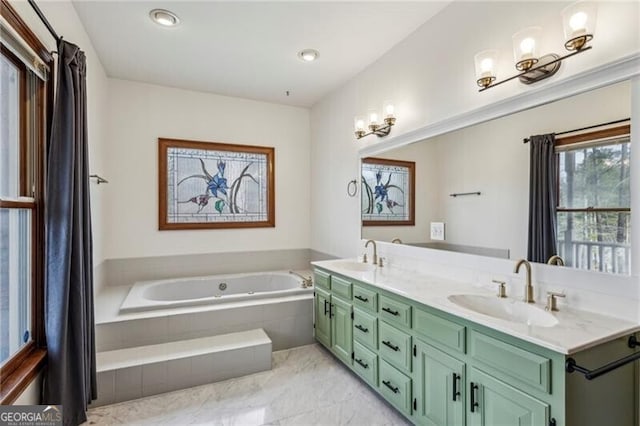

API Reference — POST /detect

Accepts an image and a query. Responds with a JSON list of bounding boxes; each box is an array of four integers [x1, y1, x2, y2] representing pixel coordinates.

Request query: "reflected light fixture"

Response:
[[149, 9, 180, 27], [298, 49, 319, 62], [354, 100, 396, 139], [474, 1, 596, 92]]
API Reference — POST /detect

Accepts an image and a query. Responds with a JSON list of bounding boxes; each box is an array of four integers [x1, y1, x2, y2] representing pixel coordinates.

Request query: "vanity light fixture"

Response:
[[474, 1, 596, 92], [298, 49, 319, 62], [149, 9, 180, 27], [354, 100, 396, 139]]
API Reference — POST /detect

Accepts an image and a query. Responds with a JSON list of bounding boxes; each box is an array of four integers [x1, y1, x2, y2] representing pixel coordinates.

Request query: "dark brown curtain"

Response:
[[527, 133, 558, 263], [43, 39, 96, 426]]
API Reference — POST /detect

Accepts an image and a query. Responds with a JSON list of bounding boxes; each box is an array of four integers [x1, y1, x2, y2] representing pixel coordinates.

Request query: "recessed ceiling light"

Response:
[[298, 49, 319, 62], [149, 9, 180, 27]]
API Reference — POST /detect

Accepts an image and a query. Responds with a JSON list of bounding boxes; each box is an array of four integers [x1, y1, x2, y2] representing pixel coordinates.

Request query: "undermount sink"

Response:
[[332, 260, 375, 272], [448, 294, 558, 328]]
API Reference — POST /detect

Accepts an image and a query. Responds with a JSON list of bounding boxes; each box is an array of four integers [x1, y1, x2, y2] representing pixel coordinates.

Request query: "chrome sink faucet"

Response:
[[514, 259, 535, 303], [365, 239, 378, 265]]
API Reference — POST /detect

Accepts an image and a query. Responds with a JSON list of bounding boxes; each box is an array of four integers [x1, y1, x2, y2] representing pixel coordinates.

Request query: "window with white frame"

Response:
[[556, 125, 631, 274]]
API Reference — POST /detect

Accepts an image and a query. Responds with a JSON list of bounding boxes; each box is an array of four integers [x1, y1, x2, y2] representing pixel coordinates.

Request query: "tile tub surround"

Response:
[[95, 294, 313, 352], [100, 249, 315, 289], [85, 344, 410, 425], [313, 259, 640, 354]]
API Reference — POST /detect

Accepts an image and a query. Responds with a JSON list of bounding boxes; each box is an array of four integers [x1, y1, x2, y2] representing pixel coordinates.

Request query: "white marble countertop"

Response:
[[312, 259, 640, 355]]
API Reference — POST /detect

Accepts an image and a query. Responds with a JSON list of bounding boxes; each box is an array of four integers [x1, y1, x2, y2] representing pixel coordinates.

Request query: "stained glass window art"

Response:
[[361, 158, 415, 226], [159, 139, 275, 230]]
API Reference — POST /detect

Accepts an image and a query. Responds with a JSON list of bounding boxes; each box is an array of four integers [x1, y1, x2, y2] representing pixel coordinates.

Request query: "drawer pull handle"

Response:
[[382, 380, 399, 394], [470, 382, 479, 413], [382, 307, 399, 316], [355, 358, 369, 369], [452, 373, 461, 401], [355, 324, 369, 333], [354, 295, 369, 302], [323, 300, 329, 315], [382, 340, 400, 352]]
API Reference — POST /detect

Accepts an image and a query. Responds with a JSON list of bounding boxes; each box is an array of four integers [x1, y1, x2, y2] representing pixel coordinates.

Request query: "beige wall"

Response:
[[104, 79, 311, 259]]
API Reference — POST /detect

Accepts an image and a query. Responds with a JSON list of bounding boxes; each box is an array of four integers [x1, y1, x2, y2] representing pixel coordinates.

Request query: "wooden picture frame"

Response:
[[159, 138, 275, 230], [361, 157, 415, 226]]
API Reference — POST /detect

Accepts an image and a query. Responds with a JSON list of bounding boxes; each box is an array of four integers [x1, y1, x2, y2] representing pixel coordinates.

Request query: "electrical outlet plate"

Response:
[[430, 222, 445, 241]]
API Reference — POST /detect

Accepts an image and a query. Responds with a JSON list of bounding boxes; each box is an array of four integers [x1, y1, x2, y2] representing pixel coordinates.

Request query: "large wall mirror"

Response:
[[361, 80, 631, 275]]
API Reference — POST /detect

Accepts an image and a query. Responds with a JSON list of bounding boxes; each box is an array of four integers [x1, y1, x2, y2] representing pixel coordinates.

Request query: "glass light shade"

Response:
[[562, 1, 597, 51], [512, 26, 542, 71], [383, 101, 395, 119], [354, 116, 366, 132], [474, 49, 499, 88], [368, 110, 380, 127]]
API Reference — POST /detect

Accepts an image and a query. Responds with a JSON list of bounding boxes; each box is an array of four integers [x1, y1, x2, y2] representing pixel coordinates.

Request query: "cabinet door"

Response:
[[314, 287, 331, 348], [468, 368, 549, 426], [331, 295, 353, 364], [414, 340, 465, 426]]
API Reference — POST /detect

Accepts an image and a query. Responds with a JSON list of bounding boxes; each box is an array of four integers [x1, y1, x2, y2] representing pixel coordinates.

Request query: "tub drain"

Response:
[[219, 282, 227, 291]]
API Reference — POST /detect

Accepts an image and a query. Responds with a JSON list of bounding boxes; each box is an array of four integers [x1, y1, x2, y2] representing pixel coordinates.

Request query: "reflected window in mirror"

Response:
[[556, 124, 631, 274]]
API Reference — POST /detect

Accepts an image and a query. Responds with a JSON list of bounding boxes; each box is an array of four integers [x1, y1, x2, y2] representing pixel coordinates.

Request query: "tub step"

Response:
[[92, 329, 272, 407]]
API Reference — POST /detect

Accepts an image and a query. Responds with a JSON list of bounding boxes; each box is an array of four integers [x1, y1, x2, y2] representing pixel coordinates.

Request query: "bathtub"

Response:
[[120, 271, 312, 312]]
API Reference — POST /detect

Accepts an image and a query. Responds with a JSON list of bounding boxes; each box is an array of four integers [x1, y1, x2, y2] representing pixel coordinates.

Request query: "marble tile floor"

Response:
[[84, 344, 411, 426]]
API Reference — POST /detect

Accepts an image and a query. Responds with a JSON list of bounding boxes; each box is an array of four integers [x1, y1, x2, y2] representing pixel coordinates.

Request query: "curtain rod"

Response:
[[523, 117, 630, 144], [28, 0, 61, 43]]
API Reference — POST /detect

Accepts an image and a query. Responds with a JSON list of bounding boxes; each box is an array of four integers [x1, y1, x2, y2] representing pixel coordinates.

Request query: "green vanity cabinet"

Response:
[[414, 339, 466, 426], [312, 267, 638, 426], [313, 270, 353, 365], [330, 295, 353, 364], [467, 368, 549, 426], [314, 286, 331, 348]]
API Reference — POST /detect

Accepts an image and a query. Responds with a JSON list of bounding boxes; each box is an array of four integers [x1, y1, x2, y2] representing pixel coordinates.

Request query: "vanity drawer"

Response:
[[379, 359, 412, 417], [314, 269, 330, 290], [353, 341, 378, 387], [379, 295, 411, 329], [413, 307, 466, 354], [378, 321, 412, 372], [353, 308, 377, 350], [331, 276, 352, 300], [470, 331, 551, 394], [352, 284, 377, 313]]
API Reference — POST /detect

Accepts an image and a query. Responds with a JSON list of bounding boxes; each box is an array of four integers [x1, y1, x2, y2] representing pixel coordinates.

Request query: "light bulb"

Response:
[[369, 112, 379, 125], [150, 9, 180, 27], [480, 58, 493, 74], [354, 117, 365, 131], [569, 11, 588, 34], [298, 49, 319, 62], [519, 37, 536, 56]]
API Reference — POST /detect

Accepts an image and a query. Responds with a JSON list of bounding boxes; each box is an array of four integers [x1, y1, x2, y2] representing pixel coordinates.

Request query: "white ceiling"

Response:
[[71, 1, 450, 107]]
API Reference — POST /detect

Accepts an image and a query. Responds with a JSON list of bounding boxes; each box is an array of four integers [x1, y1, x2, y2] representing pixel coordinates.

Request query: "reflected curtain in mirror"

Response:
[[527, 134, 558, 263]]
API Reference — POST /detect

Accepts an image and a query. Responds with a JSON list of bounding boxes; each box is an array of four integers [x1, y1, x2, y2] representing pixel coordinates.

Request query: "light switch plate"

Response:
[[430, 222, 445, 241]]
